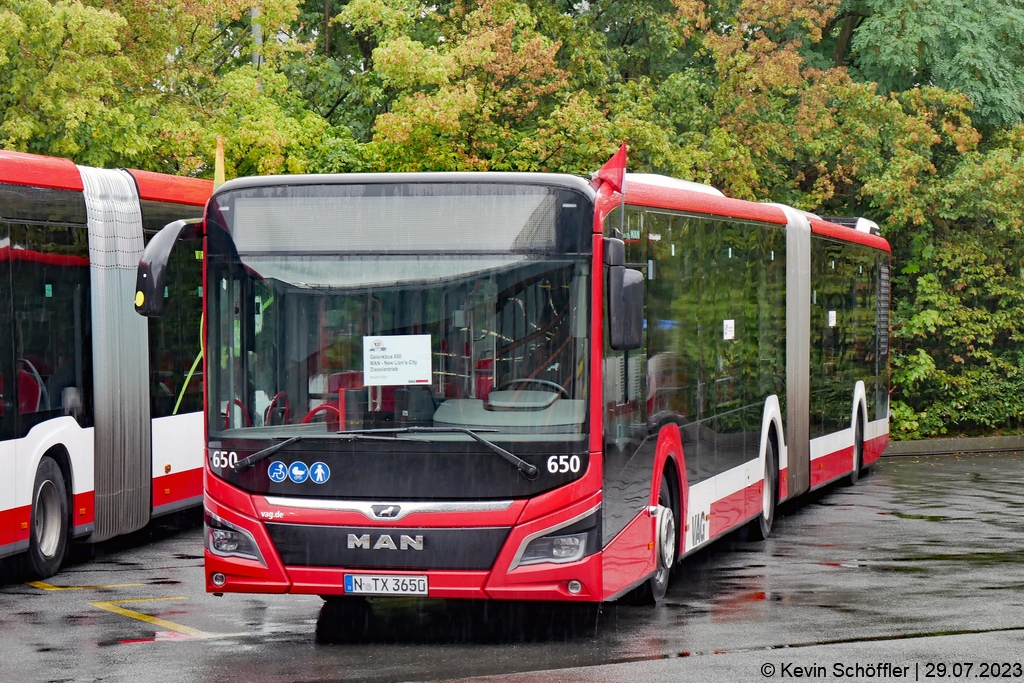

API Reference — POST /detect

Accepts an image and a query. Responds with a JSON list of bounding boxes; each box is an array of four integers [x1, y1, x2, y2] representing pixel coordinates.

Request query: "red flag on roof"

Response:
[[594, 144, 627, 193]]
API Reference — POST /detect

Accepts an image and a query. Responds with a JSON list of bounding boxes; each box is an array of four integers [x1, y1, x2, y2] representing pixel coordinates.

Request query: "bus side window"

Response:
[[140, 200, 206, 419], [9, 223, 92, 434]]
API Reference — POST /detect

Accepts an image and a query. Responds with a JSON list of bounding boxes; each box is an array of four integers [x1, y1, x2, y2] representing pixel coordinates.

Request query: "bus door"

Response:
[[601, 205, 653, 545]]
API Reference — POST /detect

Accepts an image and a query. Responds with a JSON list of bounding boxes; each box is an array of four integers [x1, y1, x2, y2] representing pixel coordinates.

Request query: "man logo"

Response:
[[347, 533, 424, 551], [372, 504, 401, 519]]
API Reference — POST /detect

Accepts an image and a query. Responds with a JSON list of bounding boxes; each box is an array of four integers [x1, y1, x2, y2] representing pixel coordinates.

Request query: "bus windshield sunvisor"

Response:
[[229, 186, 559, 253]]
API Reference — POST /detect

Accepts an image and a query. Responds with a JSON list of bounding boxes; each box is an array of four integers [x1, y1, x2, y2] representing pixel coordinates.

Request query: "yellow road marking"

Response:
[[29, 581, 146, 591], [88, 597, 216, 639]]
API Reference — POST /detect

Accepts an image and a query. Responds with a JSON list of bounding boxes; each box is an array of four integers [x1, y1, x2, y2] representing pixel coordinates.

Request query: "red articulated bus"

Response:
[[0, 151, 211, 578], [135, 158, 889, 604]]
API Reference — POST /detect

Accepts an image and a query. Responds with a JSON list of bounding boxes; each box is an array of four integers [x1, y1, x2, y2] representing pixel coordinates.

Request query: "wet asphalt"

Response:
[[2, 452, 1024, 683]]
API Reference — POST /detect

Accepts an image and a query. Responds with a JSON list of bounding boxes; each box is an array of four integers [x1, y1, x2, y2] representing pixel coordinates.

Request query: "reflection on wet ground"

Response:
[[2, 453, 1023, 683]]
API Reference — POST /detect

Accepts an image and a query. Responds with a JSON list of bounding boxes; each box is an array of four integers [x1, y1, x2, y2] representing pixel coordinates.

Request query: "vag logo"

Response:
[[690, 511, 708, 546], [347, 533, 424, 551]]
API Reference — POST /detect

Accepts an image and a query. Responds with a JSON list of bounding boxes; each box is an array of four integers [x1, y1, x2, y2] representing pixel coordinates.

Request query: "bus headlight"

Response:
[[204, 509, 266, 565], [519, 532, 588, 565]]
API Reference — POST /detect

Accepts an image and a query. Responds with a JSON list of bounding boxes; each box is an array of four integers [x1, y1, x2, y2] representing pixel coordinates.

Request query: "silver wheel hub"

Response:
[[34, 480, 61, 559], [656, 505, 675, 571]]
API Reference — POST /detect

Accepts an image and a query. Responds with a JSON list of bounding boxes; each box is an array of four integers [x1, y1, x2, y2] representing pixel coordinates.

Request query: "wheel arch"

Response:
[[850, 380, 868, 469], [16, 418, 92, 533], [652, 423, 687, 555], [40, 443, 74, 512], [759, 395, 787, 501], [850, 380, 868, 429]]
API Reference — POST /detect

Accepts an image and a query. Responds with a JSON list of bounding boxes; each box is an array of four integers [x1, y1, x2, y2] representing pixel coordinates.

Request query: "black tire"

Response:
[[846, 415, 864, 486], [315, 597, 373, 644], [28, 456, 69, 579], [749, 437, 778, 541], [628, 473, 678, 606]]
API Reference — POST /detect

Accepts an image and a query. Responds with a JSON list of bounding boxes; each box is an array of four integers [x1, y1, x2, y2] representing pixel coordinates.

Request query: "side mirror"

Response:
[[605, 237, 644, 350], [135, 218, 202, 317]]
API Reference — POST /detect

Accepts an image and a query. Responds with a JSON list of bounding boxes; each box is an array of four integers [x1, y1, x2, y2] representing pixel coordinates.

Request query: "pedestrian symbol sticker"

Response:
[[268, 461, 287, 483], [310, 462, 331, 484], [288, 461, 309, 483]]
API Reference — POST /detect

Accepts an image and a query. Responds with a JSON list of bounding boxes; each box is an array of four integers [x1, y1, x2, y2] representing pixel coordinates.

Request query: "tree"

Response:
[[817, 0, 1024, 129], [0, 1, 128, 160], [0, 0, 352, 174]]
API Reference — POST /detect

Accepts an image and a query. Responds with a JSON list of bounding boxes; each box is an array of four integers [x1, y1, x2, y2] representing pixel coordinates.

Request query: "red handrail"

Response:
[[301, 403, 341, 424], [224, 398, 252, 428], [264, 391, 290, 425]]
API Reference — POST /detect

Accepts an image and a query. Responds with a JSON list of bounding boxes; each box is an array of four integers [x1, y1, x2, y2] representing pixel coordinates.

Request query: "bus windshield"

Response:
[[207, 254, 590, 442]]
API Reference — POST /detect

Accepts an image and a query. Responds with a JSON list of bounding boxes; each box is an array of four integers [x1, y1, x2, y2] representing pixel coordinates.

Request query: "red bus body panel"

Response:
[[0, 150, 83, 191], [129, 169, 212, 207]]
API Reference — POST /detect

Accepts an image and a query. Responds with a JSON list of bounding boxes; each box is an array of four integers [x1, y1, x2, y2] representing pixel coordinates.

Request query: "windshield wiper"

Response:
[[342, 427, 540, 480], [232, 427, 539, 480], [232, 432, 418, 473]]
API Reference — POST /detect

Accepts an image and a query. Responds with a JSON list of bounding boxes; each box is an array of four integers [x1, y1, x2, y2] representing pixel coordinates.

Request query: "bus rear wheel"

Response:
[[749, 437, 778, 541], [846, 416, 864, 486], [629, 474, 677, 606], [28, 456, 69, 579]]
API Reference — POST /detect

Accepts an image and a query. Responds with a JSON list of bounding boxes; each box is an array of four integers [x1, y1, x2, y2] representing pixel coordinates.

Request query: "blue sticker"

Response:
[[288, 461, 309, 483], [268, 461, 287, 483], [309, 462, 330, 484]]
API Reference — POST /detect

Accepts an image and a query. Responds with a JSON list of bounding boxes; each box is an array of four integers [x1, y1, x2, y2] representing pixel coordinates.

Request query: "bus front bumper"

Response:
[[203, 484, 606, 602]]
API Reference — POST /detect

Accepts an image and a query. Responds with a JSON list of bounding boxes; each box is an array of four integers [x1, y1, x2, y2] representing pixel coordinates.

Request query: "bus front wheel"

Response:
[[629, 473, 678, 605], [28, 456, 69, 579]]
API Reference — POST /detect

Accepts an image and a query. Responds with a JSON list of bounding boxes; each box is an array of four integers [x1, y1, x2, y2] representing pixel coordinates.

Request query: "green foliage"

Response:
[[0, 0, 127, 158], [849, 0, 1024, 129], [3, 0, 1024, 437]]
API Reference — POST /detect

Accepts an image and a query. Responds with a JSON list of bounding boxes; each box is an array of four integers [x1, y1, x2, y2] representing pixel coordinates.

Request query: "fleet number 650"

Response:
[[546, 454, 581, 474], [210, 450, 238, 469]]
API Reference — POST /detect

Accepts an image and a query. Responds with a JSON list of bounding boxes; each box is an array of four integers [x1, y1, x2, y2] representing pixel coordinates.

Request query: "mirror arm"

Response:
[[135, 218, 203, 318]]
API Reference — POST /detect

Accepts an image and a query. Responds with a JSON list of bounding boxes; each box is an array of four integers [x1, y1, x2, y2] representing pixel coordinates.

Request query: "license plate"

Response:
[[344, 574, 428, 596]]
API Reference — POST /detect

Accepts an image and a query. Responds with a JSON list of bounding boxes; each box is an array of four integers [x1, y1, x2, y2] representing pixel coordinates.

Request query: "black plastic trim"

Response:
[[266, 523, 510, 570]]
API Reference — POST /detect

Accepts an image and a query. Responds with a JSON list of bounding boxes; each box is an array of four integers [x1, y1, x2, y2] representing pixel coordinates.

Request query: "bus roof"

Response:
[[213, 171, 597, 200], [0, 150, 213, 207], [128, 169, 213, 207], [624, 175, 890, 253], [809, 216, 891, 253], [624, 176, 789, 226], [0, 150, 84, 192], [212, 169, 890, 253]]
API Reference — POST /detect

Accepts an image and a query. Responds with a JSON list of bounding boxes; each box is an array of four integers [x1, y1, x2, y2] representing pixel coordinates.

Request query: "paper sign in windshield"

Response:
[[363, 335, 432, 386]]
